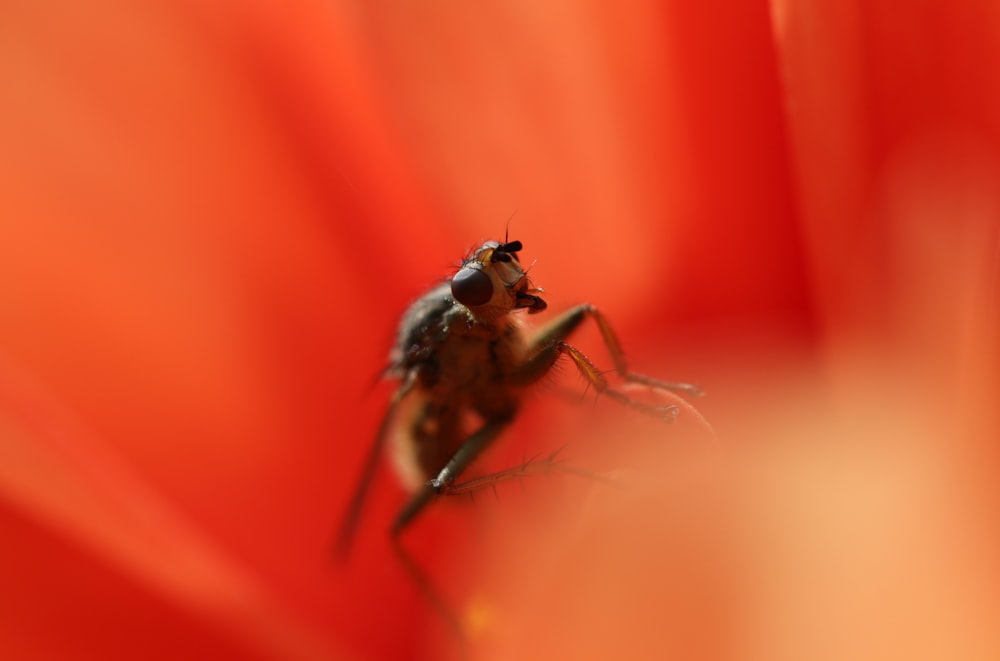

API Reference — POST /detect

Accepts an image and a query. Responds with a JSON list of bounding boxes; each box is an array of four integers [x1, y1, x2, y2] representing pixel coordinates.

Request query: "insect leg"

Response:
[[391, 537, 467, 644], [510, 304, 699, 420], [576, 304, 703, 396], [516, 304, 703, 395], [388, 416, 513, 650], [565, 342, 682, 420], [336, 372, 416, 557], [392, 411, 515, 536]]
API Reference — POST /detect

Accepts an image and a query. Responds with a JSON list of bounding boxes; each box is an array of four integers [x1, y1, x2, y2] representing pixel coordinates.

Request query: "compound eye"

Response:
[[451, 268, 494, 306]]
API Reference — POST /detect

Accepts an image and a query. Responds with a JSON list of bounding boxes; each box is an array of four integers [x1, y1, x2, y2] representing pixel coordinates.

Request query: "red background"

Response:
[[1, 1, 998, 659]]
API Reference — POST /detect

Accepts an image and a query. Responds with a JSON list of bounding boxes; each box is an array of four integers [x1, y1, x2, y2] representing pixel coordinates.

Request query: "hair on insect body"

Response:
[[337, 237, 704, 553]]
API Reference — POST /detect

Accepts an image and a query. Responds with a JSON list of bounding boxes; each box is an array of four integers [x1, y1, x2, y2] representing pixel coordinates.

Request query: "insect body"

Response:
[[338, 238, 702, 550]]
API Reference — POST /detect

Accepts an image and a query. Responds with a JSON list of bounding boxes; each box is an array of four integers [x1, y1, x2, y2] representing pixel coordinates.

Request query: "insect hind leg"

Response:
[[336, 372, 417, 557], [392, 536, 467, 642]]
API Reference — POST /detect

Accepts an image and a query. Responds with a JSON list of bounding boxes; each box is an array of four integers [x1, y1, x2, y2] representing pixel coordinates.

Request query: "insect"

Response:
[[337, 237, 703, 552]]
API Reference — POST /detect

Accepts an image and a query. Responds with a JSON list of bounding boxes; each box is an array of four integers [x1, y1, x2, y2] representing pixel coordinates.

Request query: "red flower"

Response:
[[1, 1, 997, 660]]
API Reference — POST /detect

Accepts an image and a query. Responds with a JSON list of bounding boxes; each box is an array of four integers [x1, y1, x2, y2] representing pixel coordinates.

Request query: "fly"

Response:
[[337, 237, 704, 552]]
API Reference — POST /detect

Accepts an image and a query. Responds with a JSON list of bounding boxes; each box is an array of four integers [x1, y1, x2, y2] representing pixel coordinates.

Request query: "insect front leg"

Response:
[[557, 304, 703, 395], [392, 411, 515, 536], [511, 304, 702, 419]]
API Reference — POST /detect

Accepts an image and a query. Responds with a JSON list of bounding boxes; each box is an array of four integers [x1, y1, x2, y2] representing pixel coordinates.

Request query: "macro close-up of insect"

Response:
[[338, 236, 706, 557], [8, 2, 999, 660]]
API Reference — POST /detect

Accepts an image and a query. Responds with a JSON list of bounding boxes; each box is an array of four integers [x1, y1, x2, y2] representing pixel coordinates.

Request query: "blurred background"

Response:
[[1, 0, 998, 659]]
